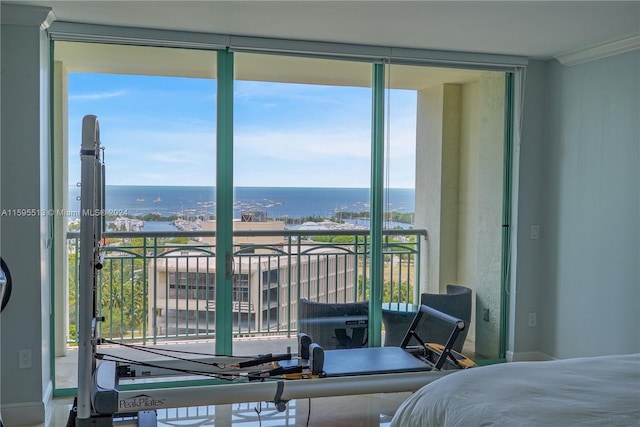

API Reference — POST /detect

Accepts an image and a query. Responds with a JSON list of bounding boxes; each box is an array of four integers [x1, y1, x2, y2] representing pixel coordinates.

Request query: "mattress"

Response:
[[391, 353, 640, 426]]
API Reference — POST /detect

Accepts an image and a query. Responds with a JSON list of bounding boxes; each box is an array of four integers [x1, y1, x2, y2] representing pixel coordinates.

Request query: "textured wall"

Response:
[[458, 73, 505, 358], [540, 50, 640, 358]]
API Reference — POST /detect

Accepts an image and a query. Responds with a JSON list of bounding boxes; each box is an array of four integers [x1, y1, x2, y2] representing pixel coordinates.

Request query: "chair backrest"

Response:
[[416, 284, 472, 352], [422, 285, 472, 322], [298, 299, 369, 350]]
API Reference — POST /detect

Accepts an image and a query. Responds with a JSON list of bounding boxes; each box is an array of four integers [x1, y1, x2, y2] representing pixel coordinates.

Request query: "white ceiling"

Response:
[[7, 0, 640, 60]]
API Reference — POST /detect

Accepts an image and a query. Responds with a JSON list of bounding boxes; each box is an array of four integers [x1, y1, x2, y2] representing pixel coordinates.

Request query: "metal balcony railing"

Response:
[[66, 228, 426, 344]]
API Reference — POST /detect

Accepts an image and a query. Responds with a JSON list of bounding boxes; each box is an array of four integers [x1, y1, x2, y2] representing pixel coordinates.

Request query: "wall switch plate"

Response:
[[19, 349, 32, 369], [530, 224, 540, 240], [528, 312, 537, 327]]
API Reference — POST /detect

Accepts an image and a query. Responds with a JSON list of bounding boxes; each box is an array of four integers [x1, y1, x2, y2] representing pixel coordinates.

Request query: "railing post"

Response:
[[73, 238, 80, 345], [414, 233, 423, 304], [286, 237, 292, 337], [152, 237, 158, 344], [142, 237, 148, 345]]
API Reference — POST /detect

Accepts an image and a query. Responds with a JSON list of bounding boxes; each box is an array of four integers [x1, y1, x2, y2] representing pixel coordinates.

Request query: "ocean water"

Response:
[[69, 186, 415, 220]]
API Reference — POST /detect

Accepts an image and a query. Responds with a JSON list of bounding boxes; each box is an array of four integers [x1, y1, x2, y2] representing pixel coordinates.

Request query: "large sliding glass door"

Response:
[[229, 52, 373, 354], [52, 34, 516, 394], [384, 63, 508, 360], [53, 41, 219, 391]]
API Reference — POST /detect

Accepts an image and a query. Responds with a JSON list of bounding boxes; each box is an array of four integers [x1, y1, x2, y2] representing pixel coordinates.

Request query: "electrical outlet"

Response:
[[530, 225, 540, 240], [528, 312, 537, 327], [19, 349, 33, 369]]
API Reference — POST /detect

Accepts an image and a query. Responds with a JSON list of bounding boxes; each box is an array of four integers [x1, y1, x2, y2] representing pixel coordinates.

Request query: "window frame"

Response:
[[50, 25, 524, 394]]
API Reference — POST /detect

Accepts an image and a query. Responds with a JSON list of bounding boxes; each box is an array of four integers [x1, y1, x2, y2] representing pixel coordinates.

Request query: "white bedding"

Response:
[[391, 353, 640, 426]]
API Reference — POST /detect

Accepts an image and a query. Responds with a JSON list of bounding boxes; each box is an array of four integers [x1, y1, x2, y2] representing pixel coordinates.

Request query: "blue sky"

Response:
[[68, 73, 416, 188]]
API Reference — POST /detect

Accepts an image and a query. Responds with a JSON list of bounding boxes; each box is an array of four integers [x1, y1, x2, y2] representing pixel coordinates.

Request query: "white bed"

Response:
[[391, 353, 640, 426]]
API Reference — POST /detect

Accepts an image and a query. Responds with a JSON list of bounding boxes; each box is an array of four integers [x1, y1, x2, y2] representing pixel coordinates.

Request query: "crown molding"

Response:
[[1, 3, 56, 29], [555, 34, 640, 66]]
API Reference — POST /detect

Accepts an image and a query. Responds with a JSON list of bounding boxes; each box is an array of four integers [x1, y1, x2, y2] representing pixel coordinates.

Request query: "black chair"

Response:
[[399, 304, 469, 370], [382, 304, 419, 347], [298, 298, 369, 350], [382, 285, 472, 352], [419, 285, 472, 352]]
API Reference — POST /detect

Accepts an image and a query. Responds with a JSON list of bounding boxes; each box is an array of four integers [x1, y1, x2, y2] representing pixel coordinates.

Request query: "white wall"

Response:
[[509, 61, 546, 359], [0, 4, 54, 425], [415, 84, 462, 295], [416, 74, 505, 359], [515, 52, 640, 360], [538, 50, 640, 358]]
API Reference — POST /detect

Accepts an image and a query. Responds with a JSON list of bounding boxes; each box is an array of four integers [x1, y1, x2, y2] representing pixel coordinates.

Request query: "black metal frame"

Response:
[[399, 304, 466, 370]]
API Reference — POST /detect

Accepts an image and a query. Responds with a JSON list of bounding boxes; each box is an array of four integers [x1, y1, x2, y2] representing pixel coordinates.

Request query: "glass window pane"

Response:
[[387, 63, 507, 359], [230, 53, 372, 353], [54, 41, 217, 390]]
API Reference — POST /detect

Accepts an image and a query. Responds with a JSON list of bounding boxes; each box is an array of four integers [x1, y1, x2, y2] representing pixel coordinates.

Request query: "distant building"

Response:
[[112, 216, 144, 232], [147, 217, 358, 337], [200, 216, 287, 250]]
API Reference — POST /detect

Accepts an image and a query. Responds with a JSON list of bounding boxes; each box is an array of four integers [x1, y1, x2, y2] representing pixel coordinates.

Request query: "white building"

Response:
[[147, 219, 358, 337]]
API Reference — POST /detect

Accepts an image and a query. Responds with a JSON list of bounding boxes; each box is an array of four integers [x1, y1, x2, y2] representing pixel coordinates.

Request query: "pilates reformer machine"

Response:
[[70, 115, 474, 426]]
